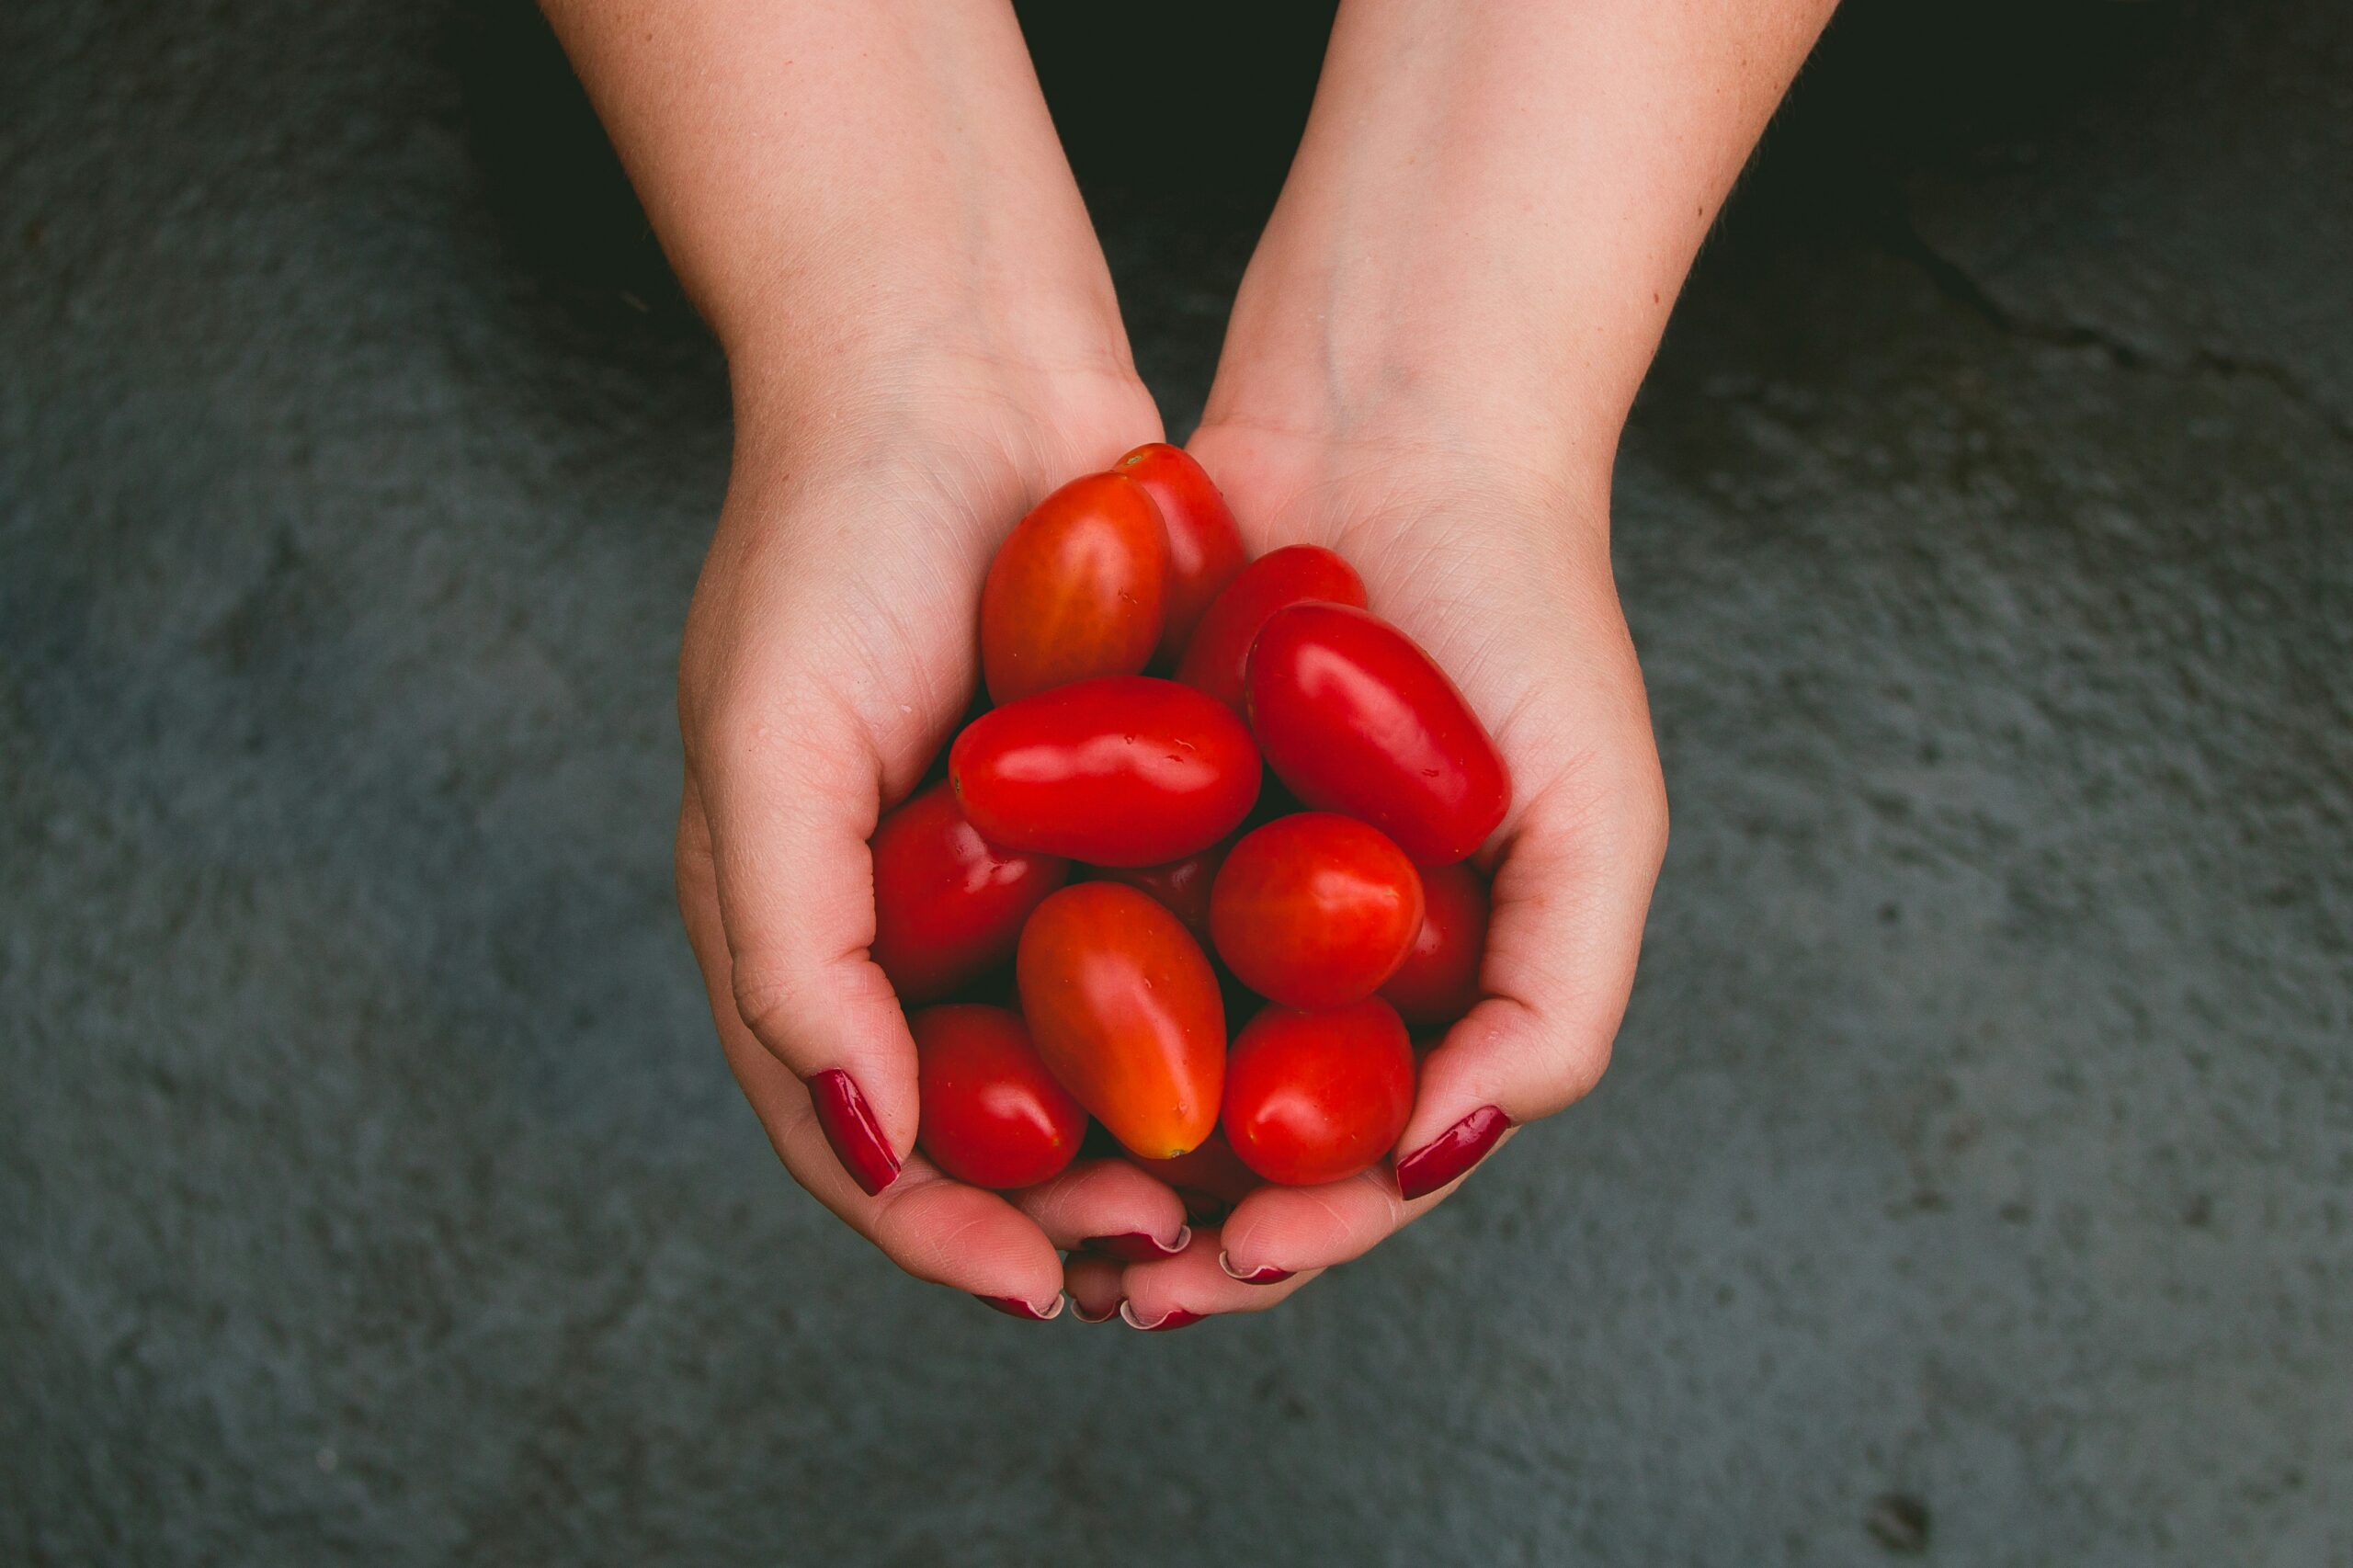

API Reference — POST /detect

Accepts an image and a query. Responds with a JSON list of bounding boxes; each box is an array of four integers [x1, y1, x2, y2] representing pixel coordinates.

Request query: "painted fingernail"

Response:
[[1119, 1302, 1205, 1332], [1394, 1105, 1511, 1201], [1084, 1226, 1191, 1263], [975, 1293, 1064, 1322], [808, 1069, 901, 1196], [1073, 1298, 1122, 1324], [1218, 1251, 1292, 1285]]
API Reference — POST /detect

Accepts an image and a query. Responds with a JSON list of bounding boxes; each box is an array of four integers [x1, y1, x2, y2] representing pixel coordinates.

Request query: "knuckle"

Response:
[[729, 958, 817, 1051], [1631, 764, 1671, 869]]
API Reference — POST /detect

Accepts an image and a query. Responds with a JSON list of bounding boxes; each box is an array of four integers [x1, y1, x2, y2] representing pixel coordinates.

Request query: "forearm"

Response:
[[1208, 0, 1837, 465], [541, 0, 1133, 420]]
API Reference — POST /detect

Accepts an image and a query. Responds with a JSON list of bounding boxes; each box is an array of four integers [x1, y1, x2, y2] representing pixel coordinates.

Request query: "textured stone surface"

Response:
[[4, 2, 2347, 1563]]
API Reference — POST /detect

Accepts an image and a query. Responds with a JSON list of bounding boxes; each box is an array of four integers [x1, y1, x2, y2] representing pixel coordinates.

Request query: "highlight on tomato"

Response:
[[913, 1004, 1087, 1190], [1222, 997, 1416, 1187]]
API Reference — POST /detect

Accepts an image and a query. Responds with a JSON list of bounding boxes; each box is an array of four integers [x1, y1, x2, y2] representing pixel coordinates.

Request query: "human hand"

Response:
[[675, 358, 1210, 1318], [1047, 0, 1829, 1328], [1058, 418, 1668, 1327]]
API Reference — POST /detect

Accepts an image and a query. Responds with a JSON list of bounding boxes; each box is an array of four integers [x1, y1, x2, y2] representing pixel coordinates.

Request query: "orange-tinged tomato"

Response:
[[981, 471, 1168, 704], [1017, 882, 1226, 1159], [1128, 1129, 1262, 1219], [1114, 443, 1246, 668]]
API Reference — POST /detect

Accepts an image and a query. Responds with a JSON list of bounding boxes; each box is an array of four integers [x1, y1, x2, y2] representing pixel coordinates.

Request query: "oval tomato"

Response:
[[1210, 813, 1424, 1008], [1114, 443, 1246, 668], [1017, 882, 1226, 1159], [981, 471, 1167, 704], [1175, 544, 1366, 711], [870, 780, 1069, 1005], [1245, 603, 1509, 865], [1091, 837, 1230, 942], [913, 1004, 1087, 1188], [949, 676, 1262, 867], [1380, 859, 1491, 1028], [1222, 998, 1416, 1187]]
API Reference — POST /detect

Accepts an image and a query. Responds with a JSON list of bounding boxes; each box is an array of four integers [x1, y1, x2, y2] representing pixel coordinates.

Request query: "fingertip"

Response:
[[1063, 1252, 1127, 1324]]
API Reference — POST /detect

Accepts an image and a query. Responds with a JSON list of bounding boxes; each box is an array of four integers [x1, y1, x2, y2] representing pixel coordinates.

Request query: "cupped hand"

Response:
[[673, 358, 1193, 1317], [1068, 419, 1670, 1327]]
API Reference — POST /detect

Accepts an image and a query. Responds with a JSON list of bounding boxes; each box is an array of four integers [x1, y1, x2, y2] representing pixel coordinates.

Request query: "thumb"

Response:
[[686, 691, 916, 1196]]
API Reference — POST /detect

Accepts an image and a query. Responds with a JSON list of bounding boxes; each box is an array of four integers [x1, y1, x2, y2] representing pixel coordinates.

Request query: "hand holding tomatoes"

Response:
[[802, 435, 1620, 1333]]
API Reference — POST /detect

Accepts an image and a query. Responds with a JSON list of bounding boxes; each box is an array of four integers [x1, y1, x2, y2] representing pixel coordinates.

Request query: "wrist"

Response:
[[1202, 238, 1640, 487], [723, 318, 1159, 501]]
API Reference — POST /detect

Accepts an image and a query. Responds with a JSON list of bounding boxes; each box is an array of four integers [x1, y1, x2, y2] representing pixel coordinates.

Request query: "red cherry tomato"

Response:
[[1114, 443, 1246, 668], [1210, 812, 1424, 1008], [1245, 603, 1510, 865], [912, 1004, 1087, 1189], [1222, 998, 1416, 1187], [1017, 882, 1227, 1159], [949, 676, 1262, 867], [1091, 837, 1230, 942], [981, 471, 1167, 704], [1175, 545, 1367, 710], [1129, 1129, 1261, 1218], [870, 780, 1069, 1005], [1380, 860, 1491, 1028]]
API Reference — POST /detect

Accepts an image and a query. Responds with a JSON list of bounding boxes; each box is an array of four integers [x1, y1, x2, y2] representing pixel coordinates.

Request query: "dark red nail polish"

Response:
[[1073, 1298, 1122, 1324], [808, 1069, 901, 1197], [1219, 1251, 1292, 1285], [1085, 1228, 1190, 1263], [975, 1294, 1062, 1322], [1120, 1303, 1205, 1332], [1394, 1105, 1510, 1201]]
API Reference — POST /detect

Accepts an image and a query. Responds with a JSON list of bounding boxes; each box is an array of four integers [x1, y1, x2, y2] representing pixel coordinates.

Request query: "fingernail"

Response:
[[975, 1293, 1064, 1322], [1119, 1302, 1205, 1332], [1394, 1105, 1511, 1201], [1084, 1226, 1191, 1263], [1073, 1298, 1122, 1324], [1218, 1250, 1292, 1285], [808, 1069, 901, 1196]]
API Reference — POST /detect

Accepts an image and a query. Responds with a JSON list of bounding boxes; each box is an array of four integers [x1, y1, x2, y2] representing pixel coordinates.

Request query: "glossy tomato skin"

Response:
[[1380, 860, 1491, 1028], [1114, 443, 1246, 668], [981, 471, 1167, 704], [1175, 545, 1367, 710], [1129, 1129, 1261, 1219], [1092, 837, 1230, 943], [913, 1005, 1087, 1189], [1017, 882, 1226, 1159], [1210, 813, 1424, 1008], [1245, 603, 1510, 865], [949, 676, 1262, 867], [1222, 998, 1416, 1187], [870, 780, 1070, 1005]]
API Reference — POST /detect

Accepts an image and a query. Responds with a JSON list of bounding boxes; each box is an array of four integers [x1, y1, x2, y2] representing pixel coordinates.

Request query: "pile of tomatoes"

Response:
[[871, 444, 1506, 1202]]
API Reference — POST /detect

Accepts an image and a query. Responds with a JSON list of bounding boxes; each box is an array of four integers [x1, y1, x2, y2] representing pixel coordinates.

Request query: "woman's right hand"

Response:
[[540, 0, 1205, 1315], [673, 354, 1194, 1319]]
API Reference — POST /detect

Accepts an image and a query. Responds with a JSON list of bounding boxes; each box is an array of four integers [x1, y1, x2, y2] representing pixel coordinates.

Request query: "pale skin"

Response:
[[543, 0, 1837, 1325]]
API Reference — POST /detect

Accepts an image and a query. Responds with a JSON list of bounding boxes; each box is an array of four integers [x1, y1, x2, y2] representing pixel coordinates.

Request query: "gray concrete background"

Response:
[[4, 2, 2347, 1562]]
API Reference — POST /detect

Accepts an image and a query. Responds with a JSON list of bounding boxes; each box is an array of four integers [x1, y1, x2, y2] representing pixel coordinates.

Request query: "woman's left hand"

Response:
[[1064, 418, 1669, 1328]]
